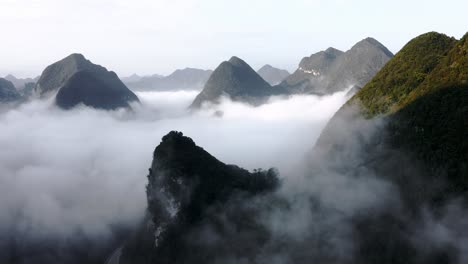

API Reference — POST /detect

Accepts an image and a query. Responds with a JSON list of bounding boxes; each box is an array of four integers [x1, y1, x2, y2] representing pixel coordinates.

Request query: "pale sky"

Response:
[[1, 0, 467, 78]]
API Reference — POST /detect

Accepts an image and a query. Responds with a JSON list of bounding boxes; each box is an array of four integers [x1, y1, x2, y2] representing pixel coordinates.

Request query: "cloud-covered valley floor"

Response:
[[0, 90, 350, 241]]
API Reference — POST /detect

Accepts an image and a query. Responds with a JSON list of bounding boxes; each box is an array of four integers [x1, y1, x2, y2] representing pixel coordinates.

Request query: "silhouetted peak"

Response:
[[160, 131, 196, 148]]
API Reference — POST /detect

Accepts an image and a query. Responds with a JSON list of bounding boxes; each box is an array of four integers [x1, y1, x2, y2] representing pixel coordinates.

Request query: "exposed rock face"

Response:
[[190, 57, 284, 108], [257, 64, 290, 85], [282, 38, 393, 95], [0, 78, 21, 102], [125, 68, 212, 91], [36, 53, 139, 110], [120, 131, 279, 264]]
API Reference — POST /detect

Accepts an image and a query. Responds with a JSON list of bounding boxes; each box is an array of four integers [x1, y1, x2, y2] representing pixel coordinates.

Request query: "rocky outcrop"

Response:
[[120, 131, 279, 264]]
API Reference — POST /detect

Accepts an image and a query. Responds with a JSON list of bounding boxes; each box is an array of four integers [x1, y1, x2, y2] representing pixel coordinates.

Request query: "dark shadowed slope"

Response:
[[191, 57, 285, 108], [36, 53, 139, 110], [0, 78, 21, 103], [310, 31, 468, 264], [55, 71, 139, 110], [120, 131, 279, 264]]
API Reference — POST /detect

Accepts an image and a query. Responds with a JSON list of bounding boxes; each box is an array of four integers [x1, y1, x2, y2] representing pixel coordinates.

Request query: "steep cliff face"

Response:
[[121, 131, 279, 264]]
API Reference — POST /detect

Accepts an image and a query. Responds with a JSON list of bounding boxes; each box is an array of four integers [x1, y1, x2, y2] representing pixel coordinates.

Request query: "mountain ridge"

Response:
[[125, 68, 212, 91], [281, 37, 393, 95]]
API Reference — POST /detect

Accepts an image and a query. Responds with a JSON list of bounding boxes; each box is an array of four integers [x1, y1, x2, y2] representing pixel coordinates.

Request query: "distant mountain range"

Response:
[[3, 74, 39, 90], [0, 78, 21, 103], [282, 37, 393, 95], [114, 31, 468, 264], [36, 53, 139, 110], [124, 68, 213, 92], [256, 64, 290, 85], [190, 38, 392, 108], [190, 57, 286, 108]]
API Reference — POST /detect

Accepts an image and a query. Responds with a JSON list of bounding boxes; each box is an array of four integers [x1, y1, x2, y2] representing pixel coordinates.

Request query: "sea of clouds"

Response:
[[0, 90, 351, 241]]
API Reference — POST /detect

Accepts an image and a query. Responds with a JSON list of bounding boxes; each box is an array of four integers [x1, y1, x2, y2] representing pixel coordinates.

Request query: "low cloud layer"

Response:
[[0, 90, 350, 244]]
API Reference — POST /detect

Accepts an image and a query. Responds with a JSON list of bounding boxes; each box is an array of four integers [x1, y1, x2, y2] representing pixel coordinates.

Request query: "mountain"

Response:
[[4, 74, 39, 89], [56, 70, 140, 110], [0, 78, 21, 102], [343, 31, 468, 195], [36, 53, 139, 110], [311, 31, 468, 263], [120, 131, 279, 264], [282, 47, 343, 94], [121, 73, 145, 83], [257, 64, 290, 85], [281, 38, 393, 95], [190, 57, 285, 108], [352, 32, 459, 116], [125, 68, 212, 91]]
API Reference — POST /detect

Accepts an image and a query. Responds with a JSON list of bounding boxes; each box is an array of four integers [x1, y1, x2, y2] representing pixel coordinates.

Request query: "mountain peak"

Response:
[[65, 53, 86, 60], [259, 64, 274, 70], [257, 64, 290, 85], [324, 47, 344, 55], [127, 131, 279, 262], [60, 53, 90, 67], [283, 38, 393, 94], [36, 53, 106, 96], [4, 74, 17, 80], [0, 78, 21, 102], [160, 131, 196, 148], [190, 57, 276, 108], [228, 56, 249, 67], [353, 37, 394, 57], [351, 31, 459, 116], [36, 53, 139, 109]]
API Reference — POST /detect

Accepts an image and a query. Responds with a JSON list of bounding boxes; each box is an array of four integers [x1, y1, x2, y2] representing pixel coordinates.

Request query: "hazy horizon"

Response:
[[1, 0, 467, 78]]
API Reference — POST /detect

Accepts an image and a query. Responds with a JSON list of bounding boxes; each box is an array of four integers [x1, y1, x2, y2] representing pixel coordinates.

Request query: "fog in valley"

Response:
[[0, 90, 351, 245]]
